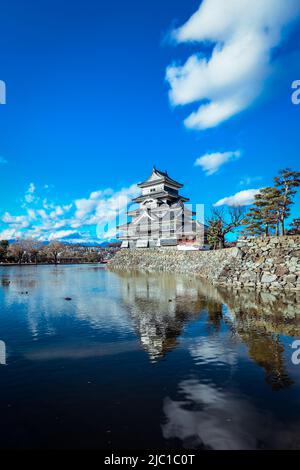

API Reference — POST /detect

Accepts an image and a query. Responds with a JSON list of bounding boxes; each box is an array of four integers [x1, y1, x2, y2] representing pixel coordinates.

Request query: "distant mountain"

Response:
[[6, 238, 119, 247]]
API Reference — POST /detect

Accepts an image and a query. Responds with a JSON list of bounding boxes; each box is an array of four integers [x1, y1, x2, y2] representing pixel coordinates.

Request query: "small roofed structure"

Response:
[[117, 167, 208, 249]]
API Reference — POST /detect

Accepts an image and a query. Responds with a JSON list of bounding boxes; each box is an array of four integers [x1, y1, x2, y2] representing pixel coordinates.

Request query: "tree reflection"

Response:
[[246, 333, 293, 390], [217, 287, 300, 390], [204, 286, 299, 391], [1, 266, 299, 392], [118, 270, 299, 390]]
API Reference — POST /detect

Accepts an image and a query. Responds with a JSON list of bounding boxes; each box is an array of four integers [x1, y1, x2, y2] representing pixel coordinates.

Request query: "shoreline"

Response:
[[0, 261, 107, 267], [109, 236, 300, 292]]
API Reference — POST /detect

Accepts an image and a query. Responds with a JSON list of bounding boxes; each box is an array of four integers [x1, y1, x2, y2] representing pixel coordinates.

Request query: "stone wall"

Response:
[[109, 236, 300, 291], [219, 236, 300, 291]]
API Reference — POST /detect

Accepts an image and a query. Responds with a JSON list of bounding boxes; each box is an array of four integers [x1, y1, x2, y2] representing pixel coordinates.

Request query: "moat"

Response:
[[0, 264, 300, 449]]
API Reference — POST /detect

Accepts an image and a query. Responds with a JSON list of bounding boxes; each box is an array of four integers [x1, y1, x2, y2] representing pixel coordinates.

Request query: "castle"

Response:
[[118, 167, 207, 249]]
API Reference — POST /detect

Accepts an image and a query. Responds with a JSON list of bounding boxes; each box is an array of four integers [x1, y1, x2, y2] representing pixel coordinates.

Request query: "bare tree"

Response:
[[206, 207, 245, 249], [42, 241, 65, 264], [0, 240, 9, 262], [7, 240, 26, 264], [7, 239, 44, 264], [24, 239, 43, 264]]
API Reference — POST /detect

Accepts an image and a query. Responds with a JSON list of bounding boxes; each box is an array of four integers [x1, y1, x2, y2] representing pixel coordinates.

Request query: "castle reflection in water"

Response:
[[117, 270, 300, 390], [1, 265, 300, 391], [1, 265, 300, 449]]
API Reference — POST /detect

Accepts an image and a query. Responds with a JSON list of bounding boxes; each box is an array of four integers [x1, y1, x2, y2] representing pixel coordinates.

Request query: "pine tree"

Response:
[[274, 169, 300, 235], [258, 187, 281, 236], [243, 187, 281, 237], [288, 218, 300, 235], [242, 206, 264, 237]]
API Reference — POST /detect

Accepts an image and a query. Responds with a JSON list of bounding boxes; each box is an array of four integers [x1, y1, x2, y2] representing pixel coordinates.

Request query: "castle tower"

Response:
[[118, 167, 207, 249]]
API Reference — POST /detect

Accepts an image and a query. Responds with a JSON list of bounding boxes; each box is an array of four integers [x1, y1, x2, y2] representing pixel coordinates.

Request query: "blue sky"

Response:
[[0, 0, 299, 243]]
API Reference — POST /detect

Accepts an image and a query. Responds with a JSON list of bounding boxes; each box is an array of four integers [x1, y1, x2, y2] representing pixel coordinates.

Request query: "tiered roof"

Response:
[[133, 167, 189, 204], [137, 167, 183, 189]]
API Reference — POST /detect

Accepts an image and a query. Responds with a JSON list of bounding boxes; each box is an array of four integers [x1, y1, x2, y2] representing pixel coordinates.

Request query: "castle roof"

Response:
[[137, 167, 183, 189], [132, 191, 189, 203]]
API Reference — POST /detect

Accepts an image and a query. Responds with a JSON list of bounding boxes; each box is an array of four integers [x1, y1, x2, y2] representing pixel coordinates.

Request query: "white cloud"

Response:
[[73, 184, 139, 228], [28, 182, 35, 193], [0, 182, 139, 243], [24, 182, 38, 204], [194, 150, 240, 175], [162, 377, 300, 450], [214, 188, 261, 207], [2, 212, 30, 229], [166, 0, 300, 130], [49, 204, 72, 218], [48, 230, 77, 241], [0, 228, 20, 241]]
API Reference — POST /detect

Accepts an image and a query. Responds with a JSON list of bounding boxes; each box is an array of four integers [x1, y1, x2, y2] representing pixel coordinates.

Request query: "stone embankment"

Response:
[[109, 236, 300, 291]]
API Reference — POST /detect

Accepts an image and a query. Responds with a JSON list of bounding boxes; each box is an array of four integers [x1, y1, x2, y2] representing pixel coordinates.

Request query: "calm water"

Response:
[[0, 264, 300, 450]]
